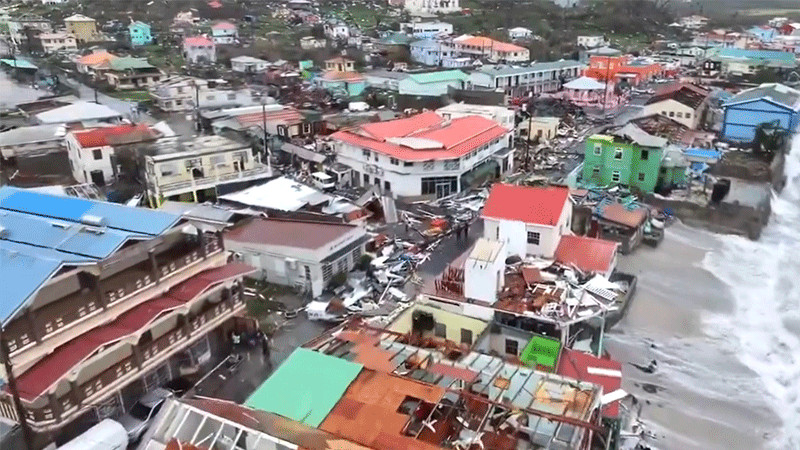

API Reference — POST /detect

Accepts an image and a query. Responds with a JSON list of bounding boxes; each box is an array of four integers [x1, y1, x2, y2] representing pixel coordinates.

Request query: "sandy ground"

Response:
[[606, 224, 779, 450]]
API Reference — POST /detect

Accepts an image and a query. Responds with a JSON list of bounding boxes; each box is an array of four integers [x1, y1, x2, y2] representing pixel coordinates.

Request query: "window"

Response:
[[160, 163, 177, 176], [613, 148, 623, 160], [668, 111, 675, 117], [686, 112, 692, 119], [641, 150, 649, 160], [404, 161, 413, 167], [443, 159, 460, 170], [676, 112, 683, 118], [421, 176, 457, 195], [505, 339, 519, 356], [592, 166, 600, 176], [611, 170, 621, 182], [384, 181, 391, 191], [460, 329, 473, 345], [638, 172, 645, 181], [422, 161, 435, 171], [527, 231, 540, 245], [434, 323, 446, 338], [92, 149, 102, 160], [593, 143, 602, 155], [362, 149, 371, 158], [227, 93, 236, 101], [363, 173, 369, 184], [322, 263, 333, 282], [390, 157, 399, 165]]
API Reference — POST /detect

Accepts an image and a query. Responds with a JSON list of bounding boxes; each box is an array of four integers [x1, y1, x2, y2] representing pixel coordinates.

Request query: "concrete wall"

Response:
[[388, 304, 487, 345], [484, 217, 526, 258], [464, 241, 506, 304]]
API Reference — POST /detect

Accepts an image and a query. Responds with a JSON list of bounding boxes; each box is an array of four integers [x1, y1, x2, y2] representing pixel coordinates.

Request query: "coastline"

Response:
[[607, 223, 779, 450]]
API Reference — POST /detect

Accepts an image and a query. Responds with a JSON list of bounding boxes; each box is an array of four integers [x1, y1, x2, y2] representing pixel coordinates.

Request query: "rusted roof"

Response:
[[72, 124, 159, 148], [557, 349, 622, 418], [321, 71, 365, 82], [320, 370, 445, 450], [596, 202, 648, 228], [13, 263, 255, 401], [555, 235, 618, 274]]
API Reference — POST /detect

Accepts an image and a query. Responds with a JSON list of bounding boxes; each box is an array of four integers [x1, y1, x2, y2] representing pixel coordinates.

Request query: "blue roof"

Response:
[[0, 187, 179, 236], [0, 58, 38, 70], [0, 187, 181, 323], [715, 48, 796, 64], [683, 148, 721, 160]]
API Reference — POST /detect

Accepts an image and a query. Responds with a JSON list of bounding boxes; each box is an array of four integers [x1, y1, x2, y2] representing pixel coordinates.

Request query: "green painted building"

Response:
[[582, 123, 687, 193]]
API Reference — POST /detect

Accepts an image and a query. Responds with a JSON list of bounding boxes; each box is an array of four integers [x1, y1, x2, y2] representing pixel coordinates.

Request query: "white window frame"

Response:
[[611, 170, 621, 183], [613, 148, 623, 160]]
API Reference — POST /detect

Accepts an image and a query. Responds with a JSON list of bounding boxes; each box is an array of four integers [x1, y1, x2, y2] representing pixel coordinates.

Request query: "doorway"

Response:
[[90, 170, 105, 187], [435, 182, 451, 199]]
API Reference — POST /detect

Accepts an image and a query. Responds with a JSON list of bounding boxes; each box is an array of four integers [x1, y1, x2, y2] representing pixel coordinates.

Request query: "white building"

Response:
[[404, 0, 460, 15], [225, 218, 368, 297], [0, 124, 67, 160], [464, 238, 507, 304], [330, 111, 514, 199], [481, 183, 572, 258], [149, 76, 209, 112], [436, 102, 516, 132], [470, 60, 583, 96], [299, 36, 326, 50], [508, 27, 533, 41], [641, 83, 710, 130], [7, 15, 52, 49], [144, 135, 272, 206], [679, 15, 709, 30], [324, 21, 350, 40], [231, 56, 270, 73], [452, 35, 530, 62], [39, 31, 77, 53], [577, 35, 608, 49], [183, 36, 216, 64], [519, 116, 560, 142], [405, 21, 453, 39], [66, 124, 164, 186]]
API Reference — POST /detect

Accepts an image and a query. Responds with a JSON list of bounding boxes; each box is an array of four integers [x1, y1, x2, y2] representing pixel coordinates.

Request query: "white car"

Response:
[[117, 388, 173, 443]]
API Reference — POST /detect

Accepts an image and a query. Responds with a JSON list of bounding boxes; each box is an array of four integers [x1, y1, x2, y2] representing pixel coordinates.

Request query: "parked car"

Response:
[[57, 419, 127, 450], [117, 388, 173, 442]]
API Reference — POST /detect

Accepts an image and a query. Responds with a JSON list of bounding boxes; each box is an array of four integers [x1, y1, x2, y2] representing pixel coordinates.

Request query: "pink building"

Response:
[[561, 76, 627, 109]]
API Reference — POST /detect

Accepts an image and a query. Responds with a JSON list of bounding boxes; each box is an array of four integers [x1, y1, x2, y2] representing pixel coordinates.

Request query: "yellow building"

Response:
[[64, 14, 98, 43]]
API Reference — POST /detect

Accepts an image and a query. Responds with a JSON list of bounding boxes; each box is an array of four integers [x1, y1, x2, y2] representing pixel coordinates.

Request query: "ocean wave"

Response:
[[702, 135, 800, 449]]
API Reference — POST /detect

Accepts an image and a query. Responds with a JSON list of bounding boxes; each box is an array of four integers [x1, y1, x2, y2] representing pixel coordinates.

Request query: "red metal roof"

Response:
[[225, 218, 358, 250], [320, 70, 365, 82], [554, 235, 618, 274], [482, 183, 570, 226], [184, 36, 213, 46], [72, 124, 158, 148], [13, 262, 254, 401], [556, 348, 622, 418], [332, 112, 509, 161]]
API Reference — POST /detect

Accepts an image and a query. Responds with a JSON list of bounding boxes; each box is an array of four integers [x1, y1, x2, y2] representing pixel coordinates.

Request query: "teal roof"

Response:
[[0, 58, 37, 70], [245, 348, 363, 427], [128, 21, 151, 31], [407, 70, 468, 84], [712, 48, 797, 65], [108, 56, 155, 71]]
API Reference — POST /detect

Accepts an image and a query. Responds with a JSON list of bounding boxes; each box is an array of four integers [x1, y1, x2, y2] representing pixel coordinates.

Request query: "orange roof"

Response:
[[77, 51, 117, 66], [554, 235, 618, 274], [456, 36, 526, 53], [332, 111, 509, 161], [72, 124, 159, 148], [321, 70, 365, 82], [320, 370, 445, 450], [184, 36, 213, 46]]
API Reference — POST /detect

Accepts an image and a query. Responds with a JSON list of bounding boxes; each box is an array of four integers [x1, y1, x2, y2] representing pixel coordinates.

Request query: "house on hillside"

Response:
[[231, 56, 269, 73], [184, 36, 216, 64], [211, 21, 237, 45], [452, 35, 529, 62], [64, 14, 98, 43], [721, 83, 800, 143], [104, 57, 163, 90], [39, 31, 77, 54], [482, 184, 573, 258], [508, 27, 533, 41], [129, 21, 153, 46], [404, 0, 460, 15], [76, 50, 116, 74], [315, 71, 366, 98]]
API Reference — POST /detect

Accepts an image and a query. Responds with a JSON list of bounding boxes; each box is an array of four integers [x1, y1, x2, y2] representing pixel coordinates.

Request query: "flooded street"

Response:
[[0, 70, 45, 108]]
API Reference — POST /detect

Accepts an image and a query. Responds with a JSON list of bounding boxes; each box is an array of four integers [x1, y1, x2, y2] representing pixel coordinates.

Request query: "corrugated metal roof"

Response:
[[35, 101, 122, 124], [723, 83, 800, 110], [477, 59, 582, 76], [482, 184, 570, 226], [0, 187, 181, 322], [246, 348, 363, 427], [406, 70, 468, 84]]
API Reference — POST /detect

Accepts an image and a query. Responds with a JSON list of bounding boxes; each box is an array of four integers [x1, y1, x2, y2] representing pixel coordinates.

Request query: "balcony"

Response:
[[1, 288, 246, 429], [5, 236, 224, 362], [154, 165, 273, 196]]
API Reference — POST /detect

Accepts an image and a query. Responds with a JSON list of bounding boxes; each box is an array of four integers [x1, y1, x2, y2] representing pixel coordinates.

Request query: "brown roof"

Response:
[[320, 370, 445, 450], [646, 83, 710, 110], [597, 203, 648, 228], [225, 218, 358, 249]]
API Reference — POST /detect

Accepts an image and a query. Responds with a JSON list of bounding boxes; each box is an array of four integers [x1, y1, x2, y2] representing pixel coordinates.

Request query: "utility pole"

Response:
[[602, 55, 611, 115], [193, 81, 201, 132], [261, 101, 271, 174], [0, 330, 33, 450]]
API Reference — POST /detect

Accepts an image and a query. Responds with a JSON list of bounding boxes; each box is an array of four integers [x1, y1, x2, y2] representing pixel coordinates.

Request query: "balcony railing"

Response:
[[0, 290, 245, 428], [156, 165, 272, 193], [5, 237, 223, 355]]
